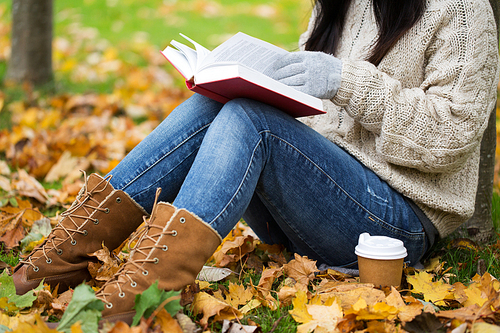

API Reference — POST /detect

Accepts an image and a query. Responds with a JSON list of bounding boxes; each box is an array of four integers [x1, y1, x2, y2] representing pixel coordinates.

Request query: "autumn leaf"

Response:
[[283, 253, 318, 286], [289, 290, 313, 324], [225, 282, 254, 308], [87, 244, 121, 283], [212, 234, 255, 267], [407, 271, 453, 306], [154, 309, 183, 333], [462, 273, 500, 307], [191, 292, 242, 327], [0, 270, 44, 311], [290, 291, 343, 333], [7, 314, 60, 333], [385, 286, 423, 322], [12, 170, 49, 204], [196, 266, 234, 282]]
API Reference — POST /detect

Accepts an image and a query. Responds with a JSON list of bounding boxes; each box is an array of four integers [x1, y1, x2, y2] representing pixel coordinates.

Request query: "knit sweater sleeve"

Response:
[[332, 0, 499, 173]]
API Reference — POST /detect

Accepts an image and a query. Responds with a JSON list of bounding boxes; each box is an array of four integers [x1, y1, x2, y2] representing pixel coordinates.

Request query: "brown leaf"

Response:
[[33, 289, 54, 312], [87, 244, 121, 282], [213, 234, 255, 267], [0, 217, 25, 248], [283, 253, 318, 285], [50, 289, 73, 313]]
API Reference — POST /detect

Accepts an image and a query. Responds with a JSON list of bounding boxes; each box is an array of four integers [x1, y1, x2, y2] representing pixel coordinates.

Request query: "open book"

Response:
[[161, 32, 325, 118]]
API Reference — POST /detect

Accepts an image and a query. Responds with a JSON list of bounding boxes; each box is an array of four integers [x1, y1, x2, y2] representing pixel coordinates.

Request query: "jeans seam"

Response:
[[120, 123, 211, 191]]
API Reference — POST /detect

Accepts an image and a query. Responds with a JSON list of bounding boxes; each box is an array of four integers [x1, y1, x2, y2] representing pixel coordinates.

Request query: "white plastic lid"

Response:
[[355, 233, 407, 260]]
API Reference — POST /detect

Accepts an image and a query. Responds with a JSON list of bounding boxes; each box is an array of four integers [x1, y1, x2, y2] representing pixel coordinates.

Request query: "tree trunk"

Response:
[[461, 0, 499, 243], [6, 0, 53, 86]]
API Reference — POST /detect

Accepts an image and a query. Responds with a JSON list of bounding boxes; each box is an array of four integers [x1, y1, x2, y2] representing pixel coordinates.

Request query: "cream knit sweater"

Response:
[[299, 0, 500, 237]]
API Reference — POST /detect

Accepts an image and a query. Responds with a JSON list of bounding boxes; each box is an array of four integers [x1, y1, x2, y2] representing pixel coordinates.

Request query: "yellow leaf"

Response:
[[239, 299, 261, 314], [277, 283, 308, 307], [70, 321, 83, 333], [472, 322, 500, 333], [225, 282, 254, 308], [407, 271, 452, 306], [464, 283, 486, 307], [350, 297, 367, 312], [196, 280, 212, 290], [294, 295, 343, 333], [191, 292, 242, 327], [385, 287, 422, 322], [463, 273, 499, 307], [289, 290, 313, 324]]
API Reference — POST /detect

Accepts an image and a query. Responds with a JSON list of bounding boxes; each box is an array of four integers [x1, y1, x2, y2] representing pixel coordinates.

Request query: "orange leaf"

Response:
[[154, 309, 183, 333]]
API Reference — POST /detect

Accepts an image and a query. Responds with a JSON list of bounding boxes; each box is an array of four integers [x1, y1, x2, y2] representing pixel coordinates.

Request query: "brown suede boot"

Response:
[[12, 173, 148, 295], [95, 193, 222, 326]]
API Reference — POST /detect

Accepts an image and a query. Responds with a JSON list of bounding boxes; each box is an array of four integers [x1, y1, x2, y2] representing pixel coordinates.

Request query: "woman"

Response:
[[12, 0, 499, 325]]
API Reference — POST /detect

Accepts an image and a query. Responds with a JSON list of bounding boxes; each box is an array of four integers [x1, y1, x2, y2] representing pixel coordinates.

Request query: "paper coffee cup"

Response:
[[355, 233, 407, 287]]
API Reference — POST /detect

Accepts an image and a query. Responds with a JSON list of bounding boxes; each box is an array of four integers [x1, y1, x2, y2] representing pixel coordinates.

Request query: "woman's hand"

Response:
[[269, 51, 342, 99]]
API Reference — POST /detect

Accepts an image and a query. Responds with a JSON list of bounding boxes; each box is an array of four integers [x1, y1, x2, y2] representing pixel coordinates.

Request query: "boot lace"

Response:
[[20, 171, 113, 271], [96, 188, 176, 308]]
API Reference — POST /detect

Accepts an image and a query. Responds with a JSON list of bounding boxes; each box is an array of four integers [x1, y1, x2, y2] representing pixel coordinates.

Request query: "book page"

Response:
[[170, 40, 199, 71], [179, 33, 211, 70], [161, 46, 194, 79], [200, 32, 287, 75]]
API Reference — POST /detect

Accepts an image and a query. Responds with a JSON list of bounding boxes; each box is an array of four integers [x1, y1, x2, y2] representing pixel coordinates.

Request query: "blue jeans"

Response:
[[108, 94, 427, 267]]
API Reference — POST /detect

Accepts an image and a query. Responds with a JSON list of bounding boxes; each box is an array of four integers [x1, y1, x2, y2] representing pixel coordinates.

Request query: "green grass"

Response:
[[437, 245, 500, 285], [52, 0, 311, 51], [0, 244, 20, 267]]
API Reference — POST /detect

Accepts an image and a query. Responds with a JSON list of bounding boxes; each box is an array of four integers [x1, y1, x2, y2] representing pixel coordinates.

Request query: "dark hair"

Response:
[[305, 0, 427, 65]]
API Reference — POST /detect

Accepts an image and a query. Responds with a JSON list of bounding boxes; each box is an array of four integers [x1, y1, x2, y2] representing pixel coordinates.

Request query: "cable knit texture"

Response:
[[298, 0, 499, 237]]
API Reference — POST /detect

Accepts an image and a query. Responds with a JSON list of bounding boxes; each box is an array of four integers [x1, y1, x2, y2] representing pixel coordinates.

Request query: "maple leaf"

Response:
[[462, 273, 500, 307], [407, 271, 453, 306], [254, 266, 282, 310], [225, 282, 254, 308], [190, 291, 242, 327], [290, 291, 343, 333], [289, 290, 313, 324], [212, 234, 255, 267], [283, 253, 318, 285], [87, 244, 121, 283], [385, 286, 423, 323]]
